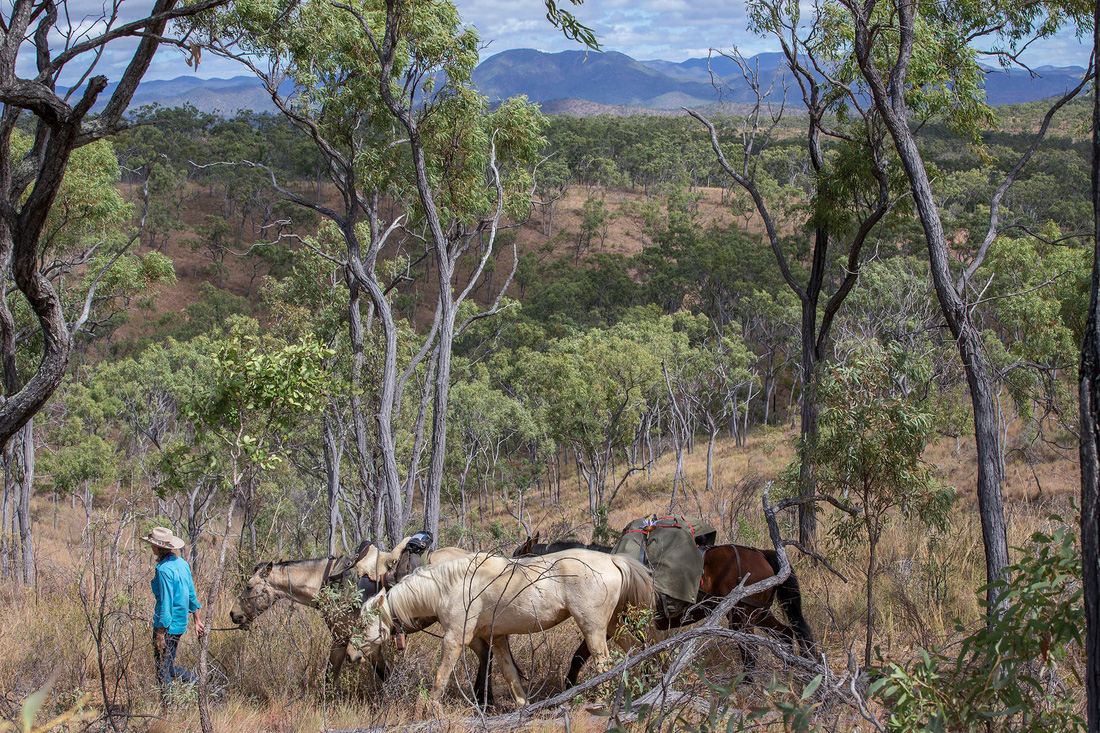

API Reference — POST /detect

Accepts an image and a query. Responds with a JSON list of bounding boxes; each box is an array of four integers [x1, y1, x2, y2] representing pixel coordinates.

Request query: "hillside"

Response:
[[0, 92, 1090, 732], [96, 51, 1089, 116]]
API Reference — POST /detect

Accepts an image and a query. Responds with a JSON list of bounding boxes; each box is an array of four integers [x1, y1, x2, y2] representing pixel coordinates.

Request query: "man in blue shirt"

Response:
[[143, 526, 205, 702]]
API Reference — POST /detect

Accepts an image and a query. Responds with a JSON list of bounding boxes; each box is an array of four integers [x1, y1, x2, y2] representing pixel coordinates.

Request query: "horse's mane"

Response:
[[385, 561, 452, 626], [384, 554, 506, 625]]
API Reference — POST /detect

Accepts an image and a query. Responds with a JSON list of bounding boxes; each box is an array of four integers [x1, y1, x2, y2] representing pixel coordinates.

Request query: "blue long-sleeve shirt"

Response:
[[152, 554, 201, 635]]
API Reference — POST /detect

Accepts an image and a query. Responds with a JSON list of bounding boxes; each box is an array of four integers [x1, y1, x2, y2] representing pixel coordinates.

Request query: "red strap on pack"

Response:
[[655, 516, 696, 540]]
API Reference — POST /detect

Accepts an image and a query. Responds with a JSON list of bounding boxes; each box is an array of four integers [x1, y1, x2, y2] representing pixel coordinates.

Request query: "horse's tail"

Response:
[[761, 549, 816, 656], [611, 554, 654, 614]]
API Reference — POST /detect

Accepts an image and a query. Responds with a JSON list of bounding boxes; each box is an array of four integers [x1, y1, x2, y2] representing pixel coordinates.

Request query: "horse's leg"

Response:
[[566, 638, 591, 686], [492, 636, 527, 707], [370, 646, 388, 683], [576, 616, 613, 671], [728, 608, 759, 681], [328, 640, 347, 687], [470, 636, 495, 707], [432, 634, 464, 701]]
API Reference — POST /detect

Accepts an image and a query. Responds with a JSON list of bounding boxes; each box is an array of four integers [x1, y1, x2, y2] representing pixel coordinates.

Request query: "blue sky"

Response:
[[450, 0, 1091, 66], [43, 0, 1095, 83]]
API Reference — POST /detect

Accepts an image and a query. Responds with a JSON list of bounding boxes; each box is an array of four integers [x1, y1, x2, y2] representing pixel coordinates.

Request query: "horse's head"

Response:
[[513, 532, 540, 557], [346, 590, 390, 664], [229, 561, 278, 628]]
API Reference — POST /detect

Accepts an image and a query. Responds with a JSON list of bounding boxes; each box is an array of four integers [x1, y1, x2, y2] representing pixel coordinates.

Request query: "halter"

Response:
[[393, 618, 407, 650]]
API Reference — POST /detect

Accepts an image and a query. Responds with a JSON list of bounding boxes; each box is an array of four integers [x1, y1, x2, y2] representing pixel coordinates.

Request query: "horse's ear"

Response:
[[259, 561, 273, 579], [533, 531, 540, 543]]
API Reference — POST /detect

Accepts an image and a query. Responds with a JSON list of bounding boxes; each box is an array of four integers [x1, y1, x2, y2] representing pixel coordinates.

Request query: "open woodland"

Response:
[[1, 0, 1099, 731]]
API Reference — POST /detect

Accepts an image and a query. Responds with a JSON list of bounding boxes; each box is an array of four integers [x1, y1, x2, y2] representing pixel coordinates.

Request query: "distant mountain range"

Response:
[[110, 50, 1087, 116]]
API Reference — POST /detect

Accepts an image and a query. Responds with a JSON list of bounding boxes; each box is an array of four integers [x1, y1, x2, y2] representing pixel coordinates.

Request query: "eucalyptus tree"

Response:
[[93, 339, 221, 568], [833, 0, 1091, 608], [512, 309, 692, 524], [0, 137, 174, 585], [1081, 7, 1100, 727], [810, 343, 954, 668], [981, 230, 1086, 460], [689, 27, 899, 546], [660, 323, 756, 497], [0, 0, 231, 456], [446, 364, 540, 537], [199, 0, 545, 543], [179, 318, 330, 733], [671, 327, 755, 495]]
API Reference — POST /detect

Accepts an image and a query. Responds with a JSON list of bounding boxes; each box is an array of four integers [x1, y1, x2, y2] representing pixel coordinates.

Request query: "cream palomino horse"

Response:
[[347, 549, 652, 706], [350, 546, 503, 706], [229, 538, 413, 683]]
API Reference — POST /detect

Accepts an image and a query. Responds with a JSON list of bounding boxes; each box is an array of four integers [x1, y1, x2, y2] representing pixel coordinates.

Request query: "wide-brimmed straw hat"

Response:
[[141, 526, 186, 550]]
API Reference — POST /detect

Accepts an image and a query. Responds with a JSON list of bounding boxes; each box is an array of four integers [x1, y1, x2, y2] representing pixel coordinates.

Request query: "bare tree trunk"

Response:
[[348, 287, 384, 542], [421, 222, 456, 544], [0, 452, 9, 579], [187, 482, 215, 570], [706, 427, 717, 495], [16, 420, 34, 585], [797, 326, 820, 547], [864, 522, 878, 670], [323, 413, 344, 557], [347, 262, 405, 545], [1080, 17, 1100, 730]]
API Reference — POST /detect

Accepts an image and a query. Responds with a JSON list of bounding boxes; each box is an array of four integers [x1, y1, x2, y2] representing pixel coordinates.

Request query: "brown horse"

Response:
[[512, 533, 613, 557], [566, 543, 814, 683]]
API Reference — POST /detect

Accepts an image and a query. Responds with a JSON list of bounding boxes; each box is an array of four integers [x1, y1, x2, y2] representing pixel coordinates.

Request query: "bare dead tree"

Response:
[[199, 0, 532, 544]]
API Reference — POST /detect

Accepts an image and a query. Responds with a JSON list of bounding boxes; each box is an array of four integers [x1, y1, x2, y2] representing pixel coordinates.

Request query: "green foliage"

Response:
[[206, 0, 545, 230], [872, 522, 1084, 732], [10, 133, 135, 252], [182, 317, 333, 470], [805, 341, 955, 665], [811, 343, 955, 543]]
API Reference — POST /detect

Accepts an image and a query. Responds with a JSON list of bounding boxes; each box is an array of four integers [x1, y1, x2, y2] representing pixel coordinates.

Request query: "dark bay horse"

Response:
[[566, 543, 815, 683], [512, 532, 612, 557]]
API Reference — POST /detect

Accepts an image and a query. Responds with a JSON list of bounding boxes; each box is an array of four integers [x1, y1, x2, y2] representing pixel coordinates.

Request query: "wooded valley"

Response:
[[0, 0, 1097, 730]]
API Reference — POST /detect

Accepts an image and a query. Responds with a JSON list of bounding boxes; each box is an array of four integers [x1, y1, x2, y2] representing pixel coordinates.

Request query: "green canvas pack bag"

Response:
[[612, 515, 717, 617]]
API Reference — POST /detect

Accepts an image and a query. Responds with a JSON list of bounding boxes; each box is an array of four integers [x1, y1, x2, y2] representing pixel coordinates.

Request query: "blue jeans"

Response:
[[153, 630, 196, 698]]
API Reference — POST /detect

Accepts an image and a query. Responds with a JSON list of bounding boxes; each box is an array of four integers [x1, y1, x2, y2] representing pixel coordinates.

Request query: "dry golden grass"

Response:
[[0, 420, 1083, 731]]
